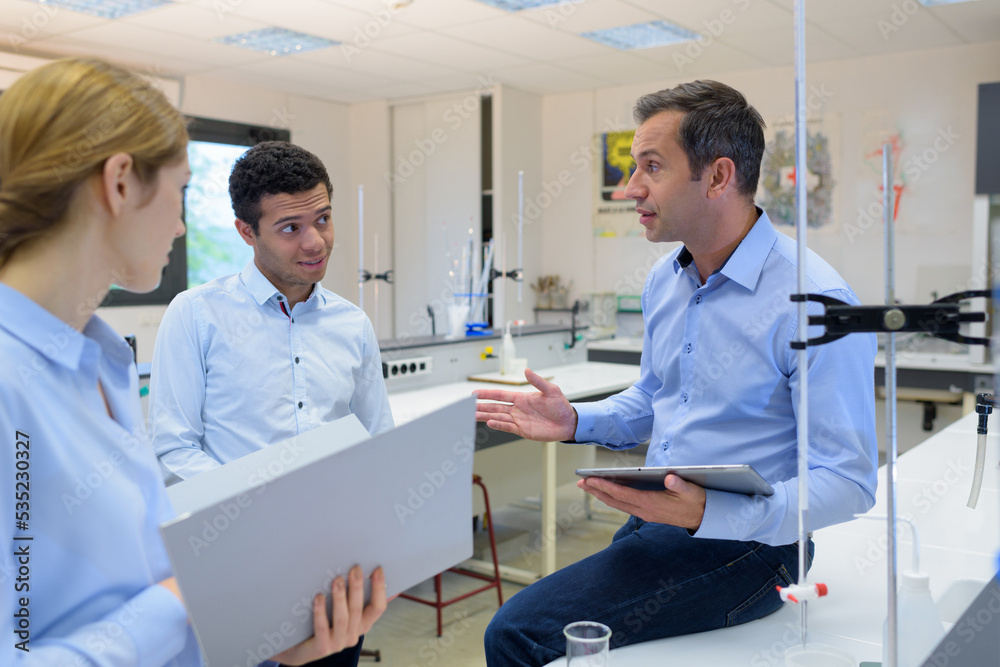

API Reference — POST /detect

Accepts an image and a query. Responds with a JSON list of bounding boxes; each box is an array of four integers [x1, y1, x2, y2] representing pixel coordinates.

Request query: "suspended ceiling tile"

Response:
[[366, 0, 503, 30], [122, 3, 270, 39], [719, 24, 860, 67], [517, 0, 659, 34], [49, 21, 278, 67], [630, 40, 769, 79], [553, 52, 679, 85], [439, 14, 609, 60], [492, 61, 613, 93], [0, 0, 107, 43], [298, 47, 462, 83], [763, 0, 902, 21], [28, 34, 210, 74], [819, 11, 966, 56], [622, 0, 789, 34], [374, 30, 532, 72], [923, 0, 1000, 42], [190, 0, 369, 41]]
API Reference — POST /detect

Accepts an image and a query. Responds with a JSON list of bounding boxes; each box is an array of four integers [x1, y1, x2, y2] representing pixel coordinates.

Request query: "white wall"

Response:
[[540, 41, 1000, 309], [350, 100, 393, 338], [492, 85, 543, 328], [390, 91, 482, 340]]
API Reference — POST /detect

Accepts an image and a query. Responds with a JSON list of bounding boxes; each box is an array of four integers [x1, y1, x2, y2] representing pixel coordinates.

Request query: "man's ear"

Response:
[[235, 219, 257, 247], [705, 157, 737, 200], [101, 153, 135, 217]]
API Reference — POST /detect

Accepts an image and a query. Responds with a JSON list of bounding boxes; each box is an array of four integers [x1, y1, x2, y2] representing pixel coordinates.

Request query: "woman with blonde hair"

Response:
[[0, 57, 384, 666]]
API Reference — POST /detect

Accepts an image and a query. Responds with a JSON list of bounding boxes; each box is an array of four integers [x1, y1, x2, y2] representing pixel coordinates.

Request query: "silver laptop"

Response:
[[160, 396, 476, 667]]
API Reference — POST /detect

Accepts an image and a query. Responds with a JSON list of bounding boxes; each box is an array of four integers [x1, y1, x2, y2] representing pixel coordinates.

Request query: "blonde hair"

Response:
[[0, 57, 188, 265]]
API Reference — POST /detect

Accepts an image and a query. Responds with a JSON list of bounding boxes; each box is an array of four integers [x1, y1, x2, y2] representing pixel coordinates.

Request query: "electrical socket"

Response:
[[382, 356, 433, 380]]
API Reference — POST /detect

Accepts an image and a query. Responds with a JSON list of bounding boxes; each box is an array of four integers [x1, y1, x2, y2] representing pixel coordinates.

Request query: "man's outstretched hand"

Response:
[[474, 368, 578, 443]]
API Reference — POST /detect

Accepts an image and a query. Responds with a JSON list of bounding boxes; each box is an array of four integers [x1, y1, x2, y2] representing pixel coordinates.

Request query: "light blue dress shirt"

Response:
[[574, 210, 878, 546], [0, 284, 201, 666], [149, 261, 394, 481]]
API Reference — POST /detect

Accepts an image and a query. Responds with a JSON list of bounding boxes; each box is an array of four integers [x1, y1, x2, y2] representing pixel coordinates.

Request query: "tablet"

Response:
[[575, 464, 774, 496]]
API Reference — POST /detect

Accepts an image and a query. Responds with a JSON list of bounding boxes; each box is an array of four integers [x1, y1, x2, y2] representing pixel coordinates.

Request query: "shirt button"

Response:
[[685, 343, 692, 353], [695, 295, 702, 304], [682, 393, 688, 403], [298, 401, 303, 408], [295, 357, 300, 364], [277, 296, 283, 301]]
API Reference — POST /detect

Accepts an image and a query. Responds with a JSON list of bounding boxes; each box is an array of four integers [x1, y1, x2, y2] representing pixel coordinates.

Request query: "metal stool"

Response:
[[398, 474, 504, 636]]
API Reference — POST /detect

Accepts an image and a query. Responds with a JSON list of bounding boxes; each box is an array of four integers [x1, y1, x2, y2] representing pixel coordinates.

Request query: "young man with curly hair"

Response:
[[149, 141, 393, 667]]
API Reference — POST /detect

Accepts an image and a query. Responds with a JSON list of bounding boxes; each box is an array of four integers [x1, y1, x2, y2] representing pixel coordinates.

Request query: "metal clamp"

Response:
[[360, 269, 394, 285], [789, 289, 990, 349], [490, 267, 522, 282]]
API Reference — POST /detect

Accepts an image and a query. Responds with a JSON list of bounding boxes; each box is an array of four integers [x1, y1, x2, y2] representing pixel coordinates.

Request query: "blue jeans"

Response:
[[484, 517, 813, 666]]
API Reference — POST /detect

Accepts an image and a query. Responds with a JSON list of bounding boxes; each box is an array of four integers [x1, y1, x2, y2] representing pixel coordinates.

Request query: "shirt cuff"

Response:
[[126, 583, 190, 667], [691, 488, 750, 541], [572, 402, 607, 444]]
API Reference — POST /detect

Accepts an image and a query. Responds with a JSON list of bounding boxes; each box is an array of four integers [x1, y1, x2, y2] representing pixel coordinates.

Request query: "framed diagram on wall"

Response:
[[757, 114, 840, 233]]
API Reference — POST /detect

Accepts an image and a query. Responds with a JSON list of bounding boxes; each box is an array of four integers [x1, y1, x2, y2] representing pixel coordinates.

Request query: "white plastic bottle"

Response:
[[855, 514, 946, 667], [499, 321, 516, 375], [881, 569, 945, 666]]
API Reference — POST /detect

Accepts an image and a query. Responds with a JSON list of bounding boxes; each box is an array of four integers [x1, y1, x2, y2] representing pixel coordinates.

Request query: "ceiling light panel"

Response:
[[25, 0, 172, 19], [582, 20, 700, 50], [215, 27, 339, 56], [917, 0, 982, 5], [473, 0, 574, 11]]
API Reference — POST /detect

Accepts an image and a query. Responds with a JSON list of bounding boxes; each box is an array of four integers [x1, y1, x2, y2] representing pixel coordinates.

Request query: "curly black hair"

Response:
[[229, 141, 332, 234]]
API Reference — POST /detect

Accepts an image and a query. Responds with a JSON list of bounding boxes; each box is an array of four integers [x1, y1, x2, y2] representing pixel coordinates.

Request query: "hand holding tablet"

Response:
[[575, 464, 774, 496]]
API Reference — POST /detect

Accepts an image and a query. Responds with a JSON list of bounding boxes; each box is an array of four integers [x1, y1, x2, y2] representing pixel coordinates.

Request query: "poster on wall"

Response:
[[757, 114, 840, 233], [593, 130, 639, 237], [854, 110, 959, 240]]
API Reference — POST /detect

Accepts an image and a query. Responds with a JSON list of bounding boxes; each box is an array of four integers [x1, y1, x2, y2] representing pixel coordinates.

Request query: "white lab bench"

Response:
[[541, 411, 1000, 666], [874, 350, 994, 414], [386, 360, 640, 583], [585, 337, 643, 366]]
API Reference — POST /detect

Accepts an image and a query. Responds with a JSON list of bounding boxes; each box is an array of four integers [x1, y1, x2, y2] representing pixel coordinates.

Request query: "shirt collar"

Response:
[[240, 261, 328, 308], [672, 208, 778, 291], [0, 283, 132, 372], [719, 208, 778, 291]]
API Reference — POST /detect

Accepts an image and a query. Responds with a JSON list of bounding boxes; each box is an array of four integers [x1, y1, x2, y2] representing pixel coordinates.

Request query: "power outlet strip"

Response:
[[382, 356, 433, 380]]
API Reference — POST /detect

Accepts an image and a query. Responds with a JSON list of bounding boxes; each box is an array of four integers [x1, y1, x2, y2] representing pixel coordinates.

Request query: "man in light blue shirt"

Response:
[[149, 141, 393, 666], [476, 81, 877, 665]]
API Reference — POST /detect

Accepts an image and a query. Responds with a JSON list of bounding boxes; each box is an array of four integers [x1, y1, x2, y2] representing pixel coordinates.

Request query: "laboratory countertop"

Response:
[[585, 337, 644, 353], [377, 323, 576, 353], [545, 411, 1000, 665], [874, 349, 993, 373], [386, 361, 640, 426]]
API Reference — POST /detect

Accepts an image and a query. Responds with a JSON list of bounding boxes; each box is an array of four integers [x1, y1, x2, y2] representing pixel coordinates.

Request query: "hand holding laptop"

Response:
[[273, 566, 387, 666]]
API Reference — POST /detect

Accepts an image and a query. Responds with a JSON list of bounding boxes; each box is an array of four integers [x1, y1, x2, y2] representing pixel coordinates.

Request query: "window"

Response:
[[101, 116, 291, 306]]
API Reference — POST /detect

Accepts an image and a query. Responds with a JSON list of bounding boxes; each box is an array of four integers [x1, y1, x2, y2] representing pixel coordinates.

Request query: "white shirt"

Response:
[[149, 262, 393, 482]]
